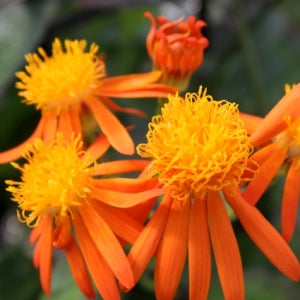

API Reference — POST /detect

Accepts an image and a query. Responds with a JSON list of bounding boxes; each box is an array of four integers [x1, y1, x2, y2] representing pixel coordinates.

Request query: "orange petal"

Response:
[[42, 112, 58, 144], [127, 192, 172, 286], [188, 196, 211, 300], [29, 222, 43, 244], [251, 83, 300, 147], [86, 96, 134, 155], [248, 143, 279, 165], [90, 186, 165, 208], [100, 71, 162, 90], [65, 236, 96, 299], [281, 159, 300, 242], [225, 188, 300, 281], [208, 192, 244, 300], [154, 197, 190, 300], [100, 96, 146, 118], [123, 194, 158, 224], [57, 110, 73, 140], [0, 118, 43, 164], [52, 217, 73, 249], [93, 177, 158, 193], [91, 159, 150, 176], [32, 234, 42, 269], [92, 201, 144, 245], [73, 213, 121, 300], [38, 215, 54, 296], [95, 84, 177, 99], [243, 146, 287, 205], [239, 111, 263, 135], [69, 106, 82, 136], [79, 204, 134, 289], [84, 133, 110, 161]]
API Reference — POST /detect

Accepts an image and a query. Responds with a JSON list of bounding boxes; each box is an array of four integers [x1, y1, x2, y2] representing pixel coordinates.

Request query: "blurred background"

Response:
[[0, 0, 299, 299]]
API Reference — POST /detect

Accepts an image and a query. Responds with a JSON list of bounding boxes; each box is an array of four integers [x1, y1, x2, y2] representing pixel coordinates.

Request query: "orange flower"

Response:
[[0, 38, 177, 164], [5, 134, 164, 299], [144, 11, 209, 91], [126, 88, 300, 300], [242, 83, 300, 242]]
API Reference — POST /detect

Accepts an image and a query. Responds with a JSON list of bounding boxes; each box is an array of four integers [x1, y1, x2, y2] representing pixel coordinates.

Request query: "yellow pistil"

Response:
[[5, 134, 93, 227], [15, 38, 105, 114], [137, 87, 252, 201]]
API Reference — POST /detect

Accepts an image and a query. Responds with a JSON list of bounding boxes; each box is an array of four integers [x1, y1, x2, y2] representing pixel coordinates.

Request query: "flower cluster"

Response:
[[1, 10, 299, 300]]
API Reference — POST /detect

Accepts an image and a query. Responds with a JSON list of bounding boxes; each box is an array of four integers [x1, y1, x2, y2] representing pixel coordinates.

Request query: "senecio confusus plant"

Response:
[[2, 9, 300, 300]]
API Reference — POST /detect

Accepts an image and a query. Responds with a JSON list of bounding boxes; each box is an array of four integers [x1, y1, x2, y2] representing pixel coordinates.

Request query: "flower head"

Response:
[[6, 134, 164, 299], [144, 11, 209, 91], [243, 83, 300, 242], [16, 39, 105, 114], [138, 87, 250, 200], [0, 38, 177, 164], [127, 87, 300, 300]]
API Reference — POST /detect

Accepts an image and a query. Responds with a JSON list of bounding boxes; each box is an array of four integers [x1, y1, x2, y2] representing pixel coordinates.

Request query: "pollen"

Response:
[[15, 38, 105, 114], [137, 87, 252, 201], [5, 135, 93, 227]]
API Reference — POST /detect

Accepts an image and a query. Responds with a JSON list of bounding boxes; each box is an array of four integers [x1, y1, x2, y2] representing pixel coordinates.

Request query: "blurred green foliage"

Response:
[[0, 0, 299, 299]]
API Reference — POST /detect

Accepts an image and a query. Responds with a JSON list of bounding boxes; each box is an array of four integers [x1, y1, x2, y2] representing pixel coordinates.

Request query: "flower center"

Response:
[[137, 87, 252, 201], [15, 38, 105, 114], [6, 135, 93, 227], [276, 117, 300, 164]]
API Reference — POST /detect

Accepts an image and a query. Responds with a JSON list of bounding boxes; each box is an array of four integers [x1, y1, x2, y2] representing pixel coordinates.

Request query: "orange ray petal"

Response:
[[250, 83, 300, 147], [65, 236, 96, 299], [92, 201, 144, 244], [69, 106, 82, 136], [32, 234, 42, 269], [249, 143, 279, 165], [281, 159, 300, 242], [100, 96, 146, 118], [239, 111, 263, 135], [0, 118, 43, 164], [79, 204, 134, 289], [73, 213, 121, 300], [242, 143, 278, 181], [57, 110, 73, 140], [144, 11, 156, 56], [91, 159, 150, 175], [93, 177, 158, 193], [243, 146, 287, 205], [225, 188, 300, 281], [208, 191, 244, 300], [154, 198, 190, 300], [95, 84, 177, 99], [86, 96, 134, 155], [188, 196, 211, 300], [38, 215, 54, 296], [127, 192, 172, 286], [100, 71, 162, 89], [90, 186, 165, 208], [85, 133, 110, 161], [42, 112, 58, 144], [52, 217, 73, 249], [29, 222, 43, 244]]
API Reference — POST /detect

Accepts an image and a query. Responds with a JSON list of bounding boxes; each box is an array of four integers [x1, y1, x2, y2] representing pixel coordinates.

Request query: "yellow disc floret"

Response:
[[6, 135, 93, 227], [15, 38, 105, 114], [137, 87, 252, 201]]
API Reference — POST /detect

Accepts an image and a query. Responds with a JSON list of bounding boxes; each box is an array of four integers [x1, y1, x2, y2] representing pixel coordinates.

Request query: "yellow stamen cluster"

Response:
[[5, 135, 93, 227], [137, 87, 252, 201], [276, 117, 300, 166], [15, 38, 105, 114]]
